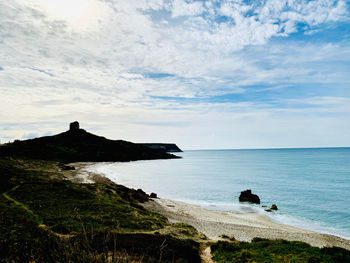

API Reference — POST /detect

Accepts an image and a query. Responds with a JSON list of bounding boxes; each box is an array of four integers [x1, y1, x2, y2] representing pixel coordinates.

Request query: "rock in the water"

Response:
[[239, 189, 260, 204], [262, 205, 267, 208], [265, 209, 272, 212], [270, 204, 278, 210], [150, 192, 157, 198]]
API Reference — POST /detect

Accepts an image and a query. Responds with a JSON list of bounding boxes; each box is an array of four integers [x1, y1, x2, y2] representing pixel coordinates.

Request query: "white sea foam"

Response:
[[167, 198, 350, 240], [266, 212, 350, 240]]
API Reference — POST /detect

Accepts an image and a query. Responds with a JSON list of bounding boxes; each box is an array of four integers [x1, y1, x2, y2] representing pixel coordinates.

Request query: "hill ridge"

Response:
[[0, 128, 179, 162]]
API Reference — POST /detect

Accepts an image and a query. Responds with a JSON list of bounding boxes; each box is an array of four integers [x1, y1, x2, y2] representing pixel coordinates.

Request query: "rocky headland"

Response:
[[138, 143, 183, 152], [0, 122, 179, 162]]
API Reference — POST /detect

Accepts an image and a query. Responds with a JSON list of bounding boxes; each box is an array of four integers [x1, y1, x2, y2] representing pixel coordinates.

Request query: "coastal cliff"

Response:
[[138, 143, 183, 152]]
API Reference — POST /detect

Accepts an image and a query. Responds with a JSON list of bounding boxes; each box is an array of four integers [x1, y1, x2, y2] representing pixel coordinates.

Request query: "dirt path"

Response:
[[38, 224, 74, 239], [3, 185, 74, 240], [2, 185, 42, 223], [200, 242, 215, 263]]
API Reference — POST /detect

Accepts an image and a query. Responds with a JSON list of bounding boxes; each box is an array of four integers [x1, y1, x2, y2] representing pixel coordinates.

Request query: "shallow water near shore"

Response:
[[88, 148, 350, 240]]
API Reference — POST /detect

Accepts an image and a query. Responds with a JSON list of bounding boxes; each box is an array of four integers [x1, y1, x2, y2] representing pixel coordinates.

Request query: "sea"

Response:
[[87, 148, 350, 240]]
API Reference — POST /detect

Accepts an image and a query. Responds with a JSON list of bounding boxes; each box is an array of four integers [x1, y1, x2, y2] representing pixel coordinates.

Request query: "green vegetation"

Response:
[[0, 157, 201, 262], [211, 239, 350, 263]]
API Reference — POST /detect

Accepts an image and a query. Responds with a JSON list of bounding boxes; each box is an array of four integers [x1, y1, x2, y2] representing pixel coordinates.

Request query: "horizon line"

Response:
[[183, 146, 350, 151]]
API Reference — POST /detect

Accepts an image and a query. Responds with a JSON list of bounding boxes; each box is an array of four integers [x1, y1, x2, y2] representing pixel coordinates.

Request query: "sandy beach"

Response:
[[64, 162, 114, 184], [143, 198, 350, 250], [72, 162, 350, 250]]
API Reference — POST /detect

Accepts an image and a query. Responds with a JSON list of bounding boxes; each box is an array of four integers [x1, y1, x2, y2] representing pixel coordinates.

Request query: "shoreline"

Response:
[[72, 162, 350, 250], [143, 198, 350, 250]]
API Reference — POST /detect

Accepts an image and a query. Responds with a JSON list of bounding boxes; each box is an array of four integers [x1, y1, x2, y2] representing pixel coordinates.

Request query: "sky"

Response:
[[0, 0, 350, 150]]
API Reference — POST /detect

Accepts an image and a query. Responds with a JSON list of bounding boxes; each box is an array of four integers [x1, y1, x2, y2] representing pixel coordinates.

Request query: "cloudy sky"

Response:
[[0, 0, 350, 149]]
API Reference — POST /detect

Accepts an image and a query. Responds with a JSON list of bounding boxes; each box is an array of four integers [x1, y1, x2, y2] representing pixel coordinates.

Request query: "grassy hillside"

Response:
[[0, 157, 202, 262]]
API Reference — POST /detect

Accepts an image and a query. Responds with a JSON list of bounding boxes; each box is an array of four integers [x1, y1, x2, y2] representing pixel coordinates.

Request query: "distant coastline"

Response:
[[138, 143, 183, 152]]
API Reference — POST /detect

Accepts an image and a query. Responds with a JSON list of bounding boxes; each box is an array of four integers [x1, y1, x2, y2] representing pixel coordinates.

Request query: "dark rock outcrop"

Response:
[[150, 192, 158, 198], [270, 204, 278, 210], [135, 189, 149, 203], [239, 189, 260, 204]]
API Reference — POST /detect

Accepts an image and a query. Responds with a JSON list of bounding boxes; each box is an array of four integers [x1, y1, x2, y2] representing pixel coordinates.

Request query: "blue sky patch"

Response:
[[27, 67, 54, 77], [144, 72, 175, 79]]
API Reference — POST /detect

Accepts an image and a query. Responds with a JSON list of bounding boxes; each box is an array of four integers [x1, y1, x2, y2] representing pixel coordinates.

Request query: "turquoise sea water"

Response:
[[89, 148, 350, 239]]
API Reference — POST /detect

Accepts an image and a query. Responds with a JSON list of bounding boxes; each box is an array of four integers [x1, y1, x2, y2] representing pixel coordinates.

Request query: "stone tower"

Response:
[[69, 121, 80, 131]]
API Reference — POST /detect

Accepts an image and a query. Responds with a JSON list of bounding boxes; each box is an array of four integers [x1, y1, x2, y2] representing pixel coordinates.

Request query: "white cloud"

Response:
[[171, 0, 205, 17], [0, 0, 349, 147], [146, 0, 167, 11]]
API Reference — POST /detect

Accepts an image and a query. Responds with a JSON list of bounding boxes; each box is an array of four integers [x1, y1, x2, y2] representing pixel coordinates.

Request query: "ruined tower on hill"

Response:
[[69, 121, 80, 131]]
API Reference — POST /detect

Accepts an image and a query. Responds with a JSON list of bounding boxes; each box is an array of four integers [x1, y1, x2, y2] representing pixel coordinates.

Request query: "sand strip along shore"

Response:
[[143, 198, 350, 250], [69, 162, 350, 250]]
